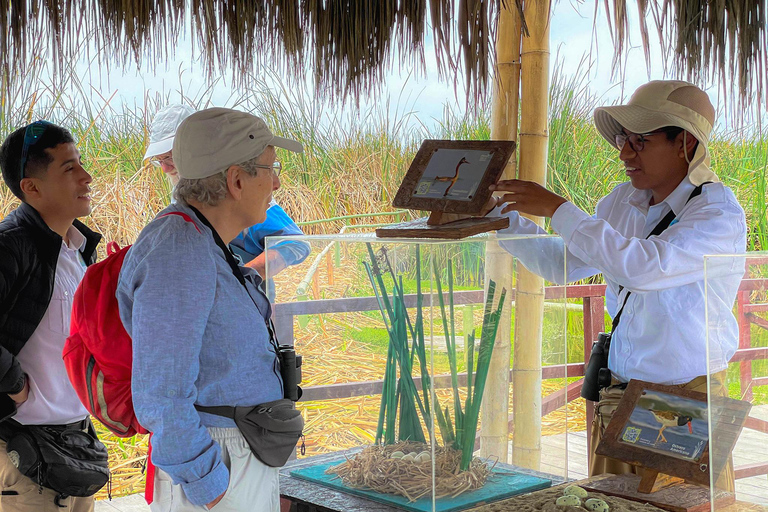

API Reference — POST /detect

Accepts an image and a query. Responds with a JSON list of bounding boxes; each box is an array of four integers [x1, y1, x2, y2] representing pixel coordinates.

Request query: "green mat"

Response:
[[290, 461, 552, 512]]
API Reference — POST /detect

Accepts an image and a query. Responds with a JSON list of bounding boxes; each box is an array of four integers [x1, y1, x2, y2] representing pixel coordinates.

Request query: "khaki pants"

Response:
[[0, 439, 94, 512], [151, 427, 280, 512], [589, 371, 734, 491]]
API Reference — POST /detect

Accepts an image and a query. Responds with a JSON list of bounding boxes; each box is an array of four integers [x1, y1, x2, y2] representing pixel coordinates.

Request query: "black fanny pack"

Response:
[[2, 419, 109, 498], [196, 399, 304, 467]]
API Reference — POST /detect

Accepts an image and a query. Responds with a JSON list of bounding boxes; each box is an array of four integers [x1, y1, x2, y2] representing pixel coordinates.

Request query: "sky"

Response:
[[53, 2, 758, 134]]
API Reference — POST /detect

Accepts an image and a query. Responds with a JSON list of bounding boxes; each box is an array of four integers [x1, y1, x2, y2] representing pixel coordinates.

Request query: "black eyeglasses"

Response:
[[614, 129, 669, 153], [19, 120, 53, 179]]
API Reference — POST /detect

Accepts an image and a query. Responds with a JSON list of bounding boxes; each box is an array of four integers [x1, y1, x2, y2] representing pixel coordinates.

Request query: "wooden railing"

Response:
[[274, 274, 768, 479]]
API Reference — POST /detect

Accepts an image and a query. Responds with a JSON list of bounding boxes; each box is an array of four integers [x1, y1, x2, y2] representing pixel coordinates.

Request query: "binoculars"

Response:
[[581, 332, 613, 402], [278, 345, 303, 401]]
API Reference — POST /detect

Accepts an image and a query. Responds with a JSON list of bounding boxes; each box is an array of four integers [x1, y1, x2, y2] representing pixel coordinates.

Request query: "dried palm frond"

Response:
[[0, 0, 509, 106], [602, 0, 767, 115]]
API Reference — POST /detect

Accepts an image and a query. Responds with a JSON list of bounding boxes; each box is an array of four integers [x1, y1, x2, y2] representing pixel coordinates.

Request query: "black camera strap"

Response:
[[186, 206, 282, 355], [609, 182, 707, 335]]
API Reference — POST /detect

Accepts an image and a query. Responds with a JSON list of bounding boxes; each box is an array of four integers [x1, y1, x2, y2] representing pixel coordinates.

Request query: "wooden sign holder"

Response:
[[584, 380, 752, 512], [376, 139, 515, 240]]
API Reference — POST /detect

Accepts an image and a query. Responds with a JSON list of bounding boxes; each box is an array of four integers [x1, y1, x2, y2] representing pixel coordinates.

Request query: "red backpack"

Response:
[[63, 212, 200, 437]]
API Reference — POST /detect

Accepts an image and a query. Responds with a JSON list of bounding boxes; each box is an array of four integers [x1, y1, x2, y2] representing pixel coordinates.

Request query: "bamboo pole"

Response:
[[513, 0, 550, 471], [480, 1, 522, 461]]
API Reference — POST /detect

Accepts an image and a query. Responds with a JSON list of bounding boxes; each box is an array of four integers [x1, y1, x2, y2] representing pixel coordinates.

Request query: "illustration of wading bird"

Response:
[[433, 157, 469, 197], [650, 409, 693, 445]]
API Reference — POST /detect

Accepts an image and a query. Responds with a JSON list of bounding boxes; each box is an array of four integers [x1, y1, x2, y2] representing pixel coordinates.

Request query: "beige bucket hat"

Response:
[[173, 108, 303, 180], [593, 80, 718, 185]]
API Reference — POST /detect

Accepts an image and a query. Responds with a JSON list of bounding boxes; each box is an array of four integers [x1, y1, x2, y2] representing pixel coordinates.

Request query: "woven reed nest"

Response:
[[325, 441, 493, 502]]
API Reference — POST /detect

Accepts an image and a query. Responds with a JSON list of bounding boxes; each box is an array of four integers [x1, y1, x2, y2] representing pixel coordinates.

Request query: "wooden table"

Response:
[[280, 454, 767, 512], [463, 476, 768, 512]]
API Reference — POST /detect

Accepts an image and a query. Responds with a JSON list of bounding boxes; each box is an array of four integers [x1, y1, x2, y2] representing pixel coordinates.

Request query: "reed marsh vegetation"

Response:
[[0, 67, 765, 498]]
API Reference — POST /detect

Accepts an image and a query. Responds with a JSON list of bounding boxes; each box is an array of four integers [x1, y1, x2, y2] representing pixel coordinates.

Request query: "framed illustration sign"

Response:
[[595, 379, 751, 487], [391, 140, 516, 215]]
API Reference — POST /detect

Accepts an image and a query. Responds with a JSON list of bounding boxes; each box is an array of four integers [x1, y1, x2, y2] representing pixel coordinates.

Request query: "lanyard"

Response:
[[610, 183, 707, 334]]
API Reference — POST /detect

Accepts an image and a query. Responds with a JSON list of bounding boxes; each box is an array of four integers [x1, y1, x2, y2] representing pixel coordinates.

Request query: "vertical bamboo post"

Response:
[[480, 1, 522, 461], [512, 0, 550, 471]]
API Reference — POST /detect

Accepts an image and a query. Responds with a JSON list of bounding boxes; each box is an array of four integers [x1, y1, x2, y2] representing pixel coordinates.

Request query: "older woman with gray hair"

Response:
[[117, 108, 304, 511]]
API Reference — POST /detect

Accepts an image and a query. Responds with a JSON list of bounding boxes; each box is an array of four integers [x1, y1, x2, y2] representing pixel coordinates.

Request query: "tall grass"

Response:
[[0, 66, 765, 252]]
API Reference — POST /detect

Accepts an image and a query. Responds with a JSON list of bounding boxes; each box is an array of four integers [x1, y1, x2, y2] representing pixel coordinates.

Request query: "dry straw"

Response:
[[326, 441, 492, 502]]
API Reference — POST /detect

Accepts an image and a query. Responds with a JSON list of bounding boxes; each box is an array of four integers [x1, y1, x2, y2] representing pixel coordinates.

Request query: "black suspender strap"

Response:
[[610, 183, 707, 333]]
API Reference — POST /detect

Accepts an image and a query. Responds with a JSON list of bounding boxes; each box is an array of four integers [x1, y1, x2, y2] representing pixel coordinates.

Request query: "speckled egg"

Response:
[[584, 498, 610, 512], [390, 451, 404, 459], [563, 485, 588, 498], [555, 495, 581, 507]]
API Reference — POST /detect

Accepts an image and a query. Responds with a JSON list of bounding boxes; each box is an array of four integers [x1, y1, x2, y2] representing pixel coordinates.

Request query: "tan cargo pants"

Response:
[[0, 439, 94, 512], [589, 371, 734, 491]]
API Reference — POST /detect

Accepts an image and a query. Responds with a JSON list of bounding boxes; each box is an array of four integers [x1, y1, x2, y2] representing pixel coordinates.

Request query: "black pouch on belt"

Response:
[[4, 419, 109, 497], [195, 398, 304, 467]]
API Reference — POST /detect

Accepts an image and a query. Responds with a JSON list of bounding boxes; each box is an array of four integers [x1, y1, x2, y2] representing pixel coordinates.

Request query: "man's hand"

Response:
[[245, 252, 287, 279], [489, 179, 567, 218], [9, 376, 29, 405], [206, 491, 226, 510]]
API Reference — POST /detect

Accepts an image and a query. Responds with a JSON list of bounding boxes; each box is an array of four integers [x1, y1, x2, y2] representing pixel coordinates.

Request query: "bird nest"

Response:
[[325, 441, 493, 502]]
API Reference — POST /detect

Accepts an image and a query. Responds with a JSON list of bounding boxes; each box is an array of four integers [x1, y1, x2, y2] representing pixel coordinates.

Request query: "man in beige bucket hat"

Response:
[[119, 108, 305, 511], [487, 81, 746, 483]]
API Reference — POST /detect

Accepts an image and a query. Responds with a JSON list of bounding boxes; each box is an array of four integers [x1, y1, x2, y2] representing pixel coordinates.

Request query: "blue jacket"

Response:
[[230, 202, 310, 266]]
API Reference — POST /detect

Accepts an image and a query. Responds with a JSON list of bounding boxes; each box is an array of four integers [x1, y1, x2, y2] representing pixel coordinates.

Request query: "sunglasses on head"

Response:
[[19, 120, 54, 179]]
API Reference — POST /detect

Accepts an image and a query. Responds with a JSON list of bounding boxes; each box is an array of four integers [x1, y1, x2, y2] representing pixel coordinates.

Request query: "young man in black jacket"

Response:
[[0, 121, 102, 511]]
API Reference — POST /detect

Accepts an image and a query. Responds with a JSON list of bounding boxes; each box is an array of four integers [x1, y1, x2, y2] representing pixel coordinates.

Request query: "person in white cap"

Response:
[[487, 81, 745, 482], [118, 108, 306, 511], [144, 104, 309, 282]]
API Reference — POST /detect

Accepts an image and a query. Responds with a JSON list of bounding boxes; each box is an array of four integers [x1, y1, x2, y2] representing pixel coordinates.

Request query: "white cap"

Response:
[[593, 80, 718, 185], [173, 107, 303, 180], [143, 104, 196, 160]]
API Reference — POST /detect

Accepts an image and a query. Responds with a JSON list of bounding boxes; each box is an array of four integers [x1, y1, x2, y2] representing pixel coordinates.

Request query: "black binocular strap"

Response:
[[609, 183, 707, 333], [187, 206, 281, 355]]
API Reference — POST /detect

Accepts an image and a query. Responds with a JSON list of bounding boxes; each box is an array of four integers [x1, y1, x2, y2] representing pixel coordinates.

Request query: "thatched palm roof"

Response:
[[1, 1, 765, 106]]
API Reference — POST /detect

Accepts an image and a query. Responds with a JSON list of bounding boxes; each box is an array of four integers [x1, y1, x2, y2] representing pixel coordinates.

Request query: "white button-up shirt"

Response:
[[15, 225, 90, 425], [498, 177, 747, 385]]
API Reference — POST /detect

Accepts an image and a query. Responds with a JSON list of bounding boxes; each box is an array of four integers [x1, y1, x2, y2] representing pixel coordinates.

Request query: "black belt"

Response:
[[0, 417, 90, 441]]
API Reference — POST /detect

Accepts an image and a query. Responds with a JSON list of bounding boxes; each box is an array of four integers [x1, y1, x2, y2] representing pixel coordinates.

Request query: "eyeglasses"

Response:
[[19, 120, 53, 179], [614, 129, 667, 153], [251, 161, 282, 177], [149, 153, 174, 167]]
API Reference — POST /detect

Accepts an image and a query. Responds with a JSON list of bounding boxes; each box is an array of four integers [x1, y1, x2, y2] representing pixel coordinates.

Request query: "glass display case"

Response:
[[266, 233, 576, 511], [706, 252, 768, 510]]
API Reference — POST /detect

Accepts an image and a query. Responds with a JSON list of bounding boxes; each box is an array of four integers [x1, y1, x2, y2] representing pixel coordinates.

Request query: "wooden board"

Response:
[[376, 216, 509, 240], [392, 140, 515, 215], [582, 473, 735, 512], [596, 379, 752, 486]]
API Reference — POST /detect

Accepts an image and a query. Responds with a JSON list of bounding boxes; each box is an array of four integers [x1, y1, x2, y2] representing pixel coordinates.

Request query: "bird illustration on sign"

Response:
[[433, 156, 469, 197]]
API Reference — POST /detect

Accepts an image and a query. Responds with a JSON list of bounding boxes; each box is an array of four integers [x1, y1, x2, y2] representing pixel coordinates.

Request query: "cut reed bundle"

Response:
[[363, 244, 506, 472]]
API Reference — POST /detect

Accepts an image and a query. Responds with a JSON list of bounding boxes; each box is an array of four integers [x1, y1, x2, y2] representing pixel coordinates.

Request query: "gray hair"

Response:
[[174, 156, 265, 206]]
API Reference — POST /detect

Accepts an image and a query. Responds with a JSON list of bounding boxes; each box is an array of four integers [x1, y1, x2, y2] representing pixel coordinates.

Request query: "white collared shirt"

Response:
[[497, 177, 747, 385], [15, 225, 90, 425]]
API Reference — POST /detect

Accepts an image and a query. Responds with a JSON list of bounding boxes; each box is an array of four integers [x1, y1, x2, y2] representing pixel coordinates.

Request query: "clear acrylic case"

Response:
[[266, 233, 578, 511], [706, 252, 768, 510]]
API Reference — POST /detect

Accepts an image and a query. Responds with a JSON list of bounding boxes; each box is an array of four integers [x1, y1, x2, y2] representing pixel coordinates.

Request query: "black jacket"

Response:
[[0, 203, 101, 394]]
